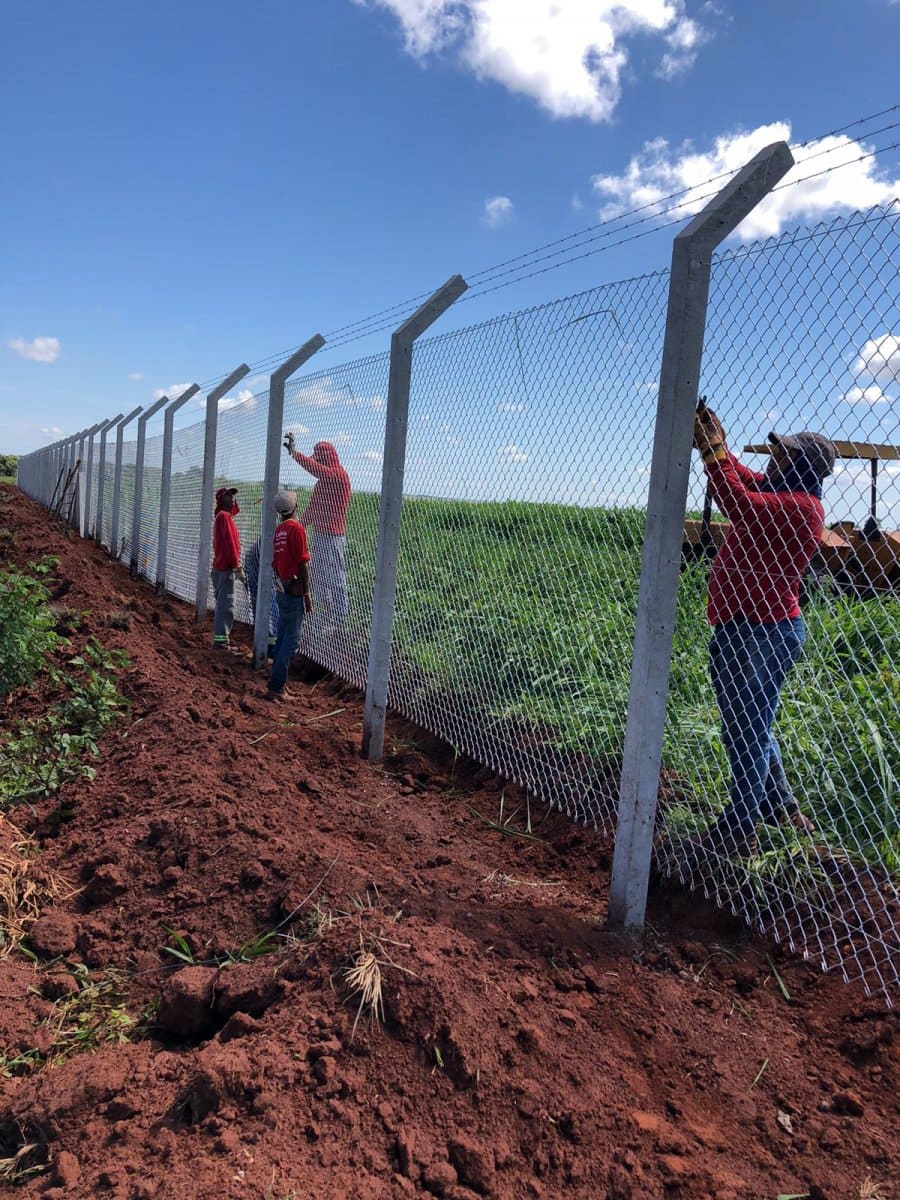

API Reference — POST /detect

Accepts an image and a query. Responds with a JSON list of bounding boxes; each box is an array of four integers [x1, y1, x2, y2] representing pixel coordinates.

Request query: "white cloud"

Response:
[[501, 442, 528, 462], [332, 431, 353, 446], [357, 1, 712, 122], [840, 385, 893, 405], [152, 382, 191, 402], [853, 334, 900, 385], [482, 195, 514, 227], [40, 426, 65, 439], [128, 371, 143, 381], [364, 449, 383, 463], [571, 193, 584, 211], [498, 402, 524, 412], [218, 388, 258, 411], [291, 374, 385, 412], [592, 123, 900, 240], [8, 336, 61, 363]]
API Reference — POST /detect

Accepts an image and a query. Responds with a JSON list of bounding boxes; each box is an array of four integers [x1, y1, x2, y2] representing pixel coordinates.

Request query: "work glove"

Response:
[[693, 404, 727, 460], [283, 431, 296, 455]]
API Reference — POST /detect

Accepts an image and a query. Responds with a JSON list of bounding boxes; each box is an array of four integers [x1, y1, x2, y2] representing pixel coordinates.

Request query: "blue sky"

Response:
[[3, 0, 900, 525]]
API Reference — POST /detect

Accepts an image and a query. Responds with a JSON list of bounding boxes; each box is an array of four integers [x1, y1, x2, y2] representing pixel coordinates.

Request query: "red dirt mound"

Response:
[[0, 483, 897, 1200]]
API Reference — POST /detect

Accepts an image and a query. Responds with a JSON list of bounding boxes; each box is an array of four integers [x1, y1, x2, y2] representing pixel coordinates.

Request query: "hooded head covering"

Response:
[[312, 441, 340, 467], [215, 486, 239, 513]]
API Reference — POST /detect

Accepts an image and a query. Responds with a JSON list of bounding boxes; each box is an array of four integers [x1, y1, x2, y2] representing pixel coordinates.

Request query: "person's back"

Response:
[[295, 441, 350, 535]]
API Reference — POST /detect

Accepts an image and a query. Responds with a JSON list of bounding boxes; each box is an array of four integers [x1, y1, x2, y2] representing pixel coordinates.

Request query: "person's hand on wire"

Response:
[[236, 567, 247, 586], [283, 431, 296, 455], [693, 405, 727, 460], [303, 592, 313, 614]]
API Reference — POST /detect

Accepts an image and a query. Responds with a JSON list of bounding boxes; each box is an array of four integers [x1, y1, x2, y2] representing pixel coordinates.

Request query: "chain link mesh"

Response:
[[14, 202, 899, 998], [656, 203, 900, 997]]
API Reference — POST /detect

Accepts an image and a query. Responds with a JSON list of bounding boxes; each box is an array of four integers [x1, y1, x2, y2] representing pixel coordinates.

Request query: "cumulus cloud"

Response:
[[356, 1, 712, 122], [218, 388, 258, 411], [128, 371, 143, 381], [8, 336, 61, 363], [152, 382, 192, 402], [482, 195, 514, 226], [40, 425, 65, 439], [592, 123, 900, 240], [840, 385, 892, 405], [498, 402, 524, 412], [501, 442, 528, 462], [853, 334, 900, 385], [364, 449, 383, 463]]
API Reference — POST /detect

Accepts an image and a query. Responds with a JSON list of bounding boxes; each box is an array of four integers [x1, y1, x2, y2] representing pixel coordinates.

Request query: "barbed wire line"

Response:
[[197, 103, 900, 390]]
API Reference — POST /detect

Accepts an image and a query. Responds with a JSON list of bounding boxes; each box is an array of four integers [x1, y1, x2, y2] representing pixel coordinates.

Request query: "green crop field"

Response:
[[151, 476, 900, 879]]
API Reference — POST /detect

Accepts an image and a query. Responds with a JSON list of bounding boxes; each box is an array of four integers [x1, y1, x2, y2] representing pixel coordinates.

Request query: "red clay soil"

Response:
[[0, 483, 896, 1200]]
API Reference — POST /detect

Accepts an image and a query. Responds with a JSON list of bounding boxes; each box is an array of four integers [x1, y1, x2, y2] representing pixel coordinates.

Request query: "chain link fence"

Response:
[[16, 201, 899, 999]]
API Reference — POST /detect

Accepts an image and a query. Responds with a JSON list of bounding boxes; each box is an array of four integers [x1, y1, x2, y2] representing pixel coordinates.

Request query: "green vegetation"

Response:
[[0, 453, 17, 483], [344, 495, 897, 877], [0, 965, 134, 1078], [0, 561, 128, 812]]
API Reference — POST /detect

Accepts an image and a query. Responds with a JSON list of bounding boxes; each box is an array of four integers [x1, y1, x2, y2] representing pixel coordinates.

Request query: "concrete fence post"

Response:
[[195, 364, 251, 622], [155, 384, 200, 594], [108, 407, 143, 557], [91, 415, 123, 540], [361, 274, 468, 760], [253, 337, 326, 668], [130, 394, 171, 577], [79, 422, 105, 537], [607, 141, 794, 934]]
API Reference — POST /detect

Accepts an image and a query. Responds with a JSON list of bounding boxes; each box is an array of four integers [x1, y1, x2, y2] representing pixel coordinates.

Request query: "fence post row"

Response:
[[106, 407, 143, 555], [361, 274, 469, 760], [252, 337, 326, 668], [195, 364, 251, 622], [93, 414, 124, 541], [155, 385, 200, 594], [129, 393, 173, 577], [607, 140, 795, 935]]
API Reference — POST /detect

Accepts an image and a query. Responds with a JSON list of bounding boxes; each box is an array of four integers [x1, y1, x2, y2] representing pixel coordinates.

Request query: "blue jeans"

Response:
[[708, 616, 805, 841], [269, 593, 305, 693]]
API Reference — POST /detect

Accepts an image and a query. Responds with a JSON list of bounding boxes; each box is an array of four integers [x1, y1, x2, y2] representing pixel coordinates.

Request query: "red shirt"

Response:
[[293, 444, 350, 535], [272, 518, 310, 582], [212, 510, 241, 571], [706, 453, 824, 625]]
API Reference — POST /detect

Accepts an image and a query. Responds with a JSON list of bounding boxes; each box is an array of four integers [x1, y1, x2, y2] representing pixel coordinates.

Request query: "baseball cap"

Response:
[[215, 486, 238, 504], [768, 430, 836, 480], [273, 489, 297, 515]]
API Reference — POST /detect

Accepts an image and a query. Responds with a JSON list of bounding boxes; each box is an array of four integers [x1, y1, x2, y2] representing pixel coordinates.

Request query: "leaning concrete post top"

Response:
[[271, 335, 326, 385], [677, 141, 794, 250], [393, 275, 468, 344], [138, 393, 172, 428], [100, 413, 124, 434], [163, 383, 200, 425], [207, 364, 250, 406], [116, 405, 143, 429]]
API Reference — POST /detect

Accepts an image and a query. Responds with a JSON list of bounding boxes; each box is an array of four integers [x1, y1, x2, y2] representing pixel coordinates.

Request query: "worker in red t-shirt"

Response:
[[691, 404, 835, 856], [283, 433, 350, 630], [211, 486, 243, 651], [266, 489, 312, 700]]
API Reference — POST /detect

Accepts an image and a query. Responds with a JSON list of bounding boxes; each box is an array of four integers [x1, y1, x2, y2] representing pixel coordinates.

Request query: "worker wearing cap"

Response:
[[211, 486, 243, 651], [692, 408, 836, 855], [283, 433, 351, 629], [267, 490, 312, 700]]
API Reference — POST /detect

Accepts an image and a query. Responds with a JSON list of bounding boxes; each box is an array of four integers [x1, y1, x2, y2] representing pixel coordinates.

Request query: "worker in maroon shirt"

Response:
[[691, 405, 836, 856], [211, 486, 242, 651], [283, 433, 350, 630], [266, 489, 313, 700]]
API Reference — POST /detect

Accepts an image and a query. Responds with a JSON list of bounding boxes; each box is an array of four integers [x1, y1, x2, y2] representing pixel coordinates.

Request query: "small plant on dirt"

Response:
[[221, 929, 280, 964], [469, 789, 547, 842], [0, 559, 61, 699], [102, 608, 132, 630], [344, 936, 386, 1039], [0, 638, 128, 811], [162, 929, 198, 966], [0, 815, 75, 956], [859, 1178, 888, 1200]]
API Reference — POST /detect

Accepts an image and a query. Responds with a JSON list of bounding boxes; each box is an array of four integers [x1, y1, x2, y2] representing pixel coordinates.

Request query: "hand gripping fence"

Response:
[[13, 154, 900, 1001]]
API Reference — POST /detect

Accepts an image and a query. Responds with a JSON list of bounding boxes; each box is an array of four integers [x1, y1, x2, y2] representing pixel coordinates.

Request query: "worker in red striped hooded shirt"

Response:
[[690, 404, 835, 859], [283, 433, 350, 632]]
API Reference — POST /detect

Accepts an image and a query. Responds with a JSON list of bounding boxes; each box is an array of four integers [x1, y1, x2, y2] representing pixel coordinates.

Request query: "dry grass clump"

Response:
[[0, 816, 74, 955], [860, 1179, 889, 1200], [102, 607, 133, 630], [0, 1142, 43, 1184]]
